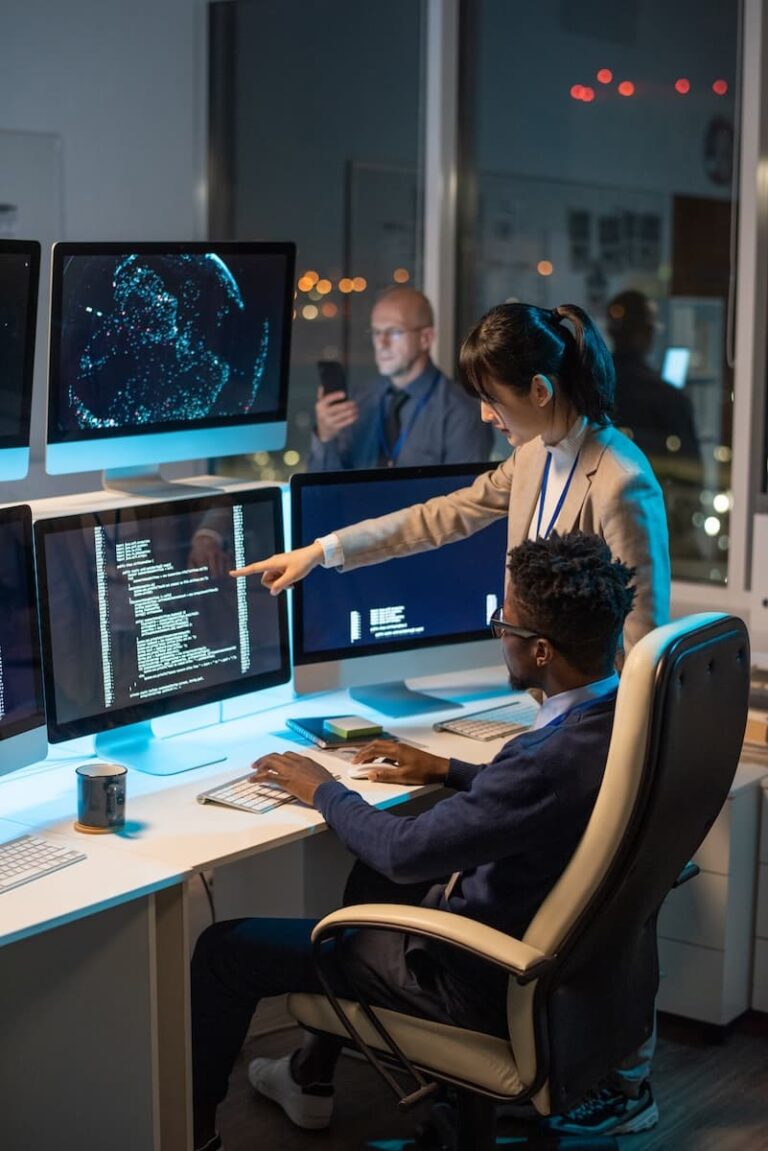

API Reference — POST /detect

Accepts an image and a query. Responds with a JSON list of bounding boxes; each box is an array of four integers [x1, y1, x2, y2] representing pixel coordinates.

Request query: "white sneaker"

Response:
[[247, 1054, 334, 1130]]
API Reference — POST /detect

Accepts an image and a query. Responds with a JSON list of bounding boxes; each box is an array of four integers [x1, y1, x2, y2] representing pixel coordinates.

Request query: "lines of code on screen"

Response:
[[42, 498, 284, 729]]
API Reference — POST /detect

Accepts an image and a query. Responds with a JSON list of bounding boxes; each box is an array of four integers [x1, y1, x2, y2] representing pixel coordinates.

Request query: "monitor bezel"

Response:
[[0, 239, 41, 453], [291, 462, 501, 667], [45, 239, 296, 453], [0, 503, 46, 744], [35, 486, 291, 743]]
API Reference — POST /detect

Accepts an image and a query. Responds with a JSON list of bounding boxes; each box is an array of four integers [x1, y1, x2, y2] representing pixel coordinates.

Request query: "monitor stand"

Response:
[[349, 681, 458, 718], [102, 465, 219, 500], [94, 721, 226, 776]]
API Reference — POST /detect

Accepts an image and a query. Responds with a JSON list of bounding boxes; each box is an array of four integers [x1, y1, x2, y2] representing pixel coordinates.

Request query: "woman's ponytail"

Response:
[[554, 303, 615, 425]]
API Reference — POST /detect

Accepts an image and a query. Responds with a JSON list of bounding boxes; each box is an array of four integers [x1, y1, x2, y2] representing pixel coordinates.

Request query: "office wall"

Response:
[[470, 0, 736, 200], [0, 0, 205, 240], [0, 0, 206, 499]]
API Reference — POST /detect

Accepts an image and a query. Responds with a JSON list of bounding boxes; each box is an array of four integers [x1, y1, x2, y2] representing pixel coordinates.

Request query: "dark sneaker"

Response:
[[545, 1080, 658, 1137]]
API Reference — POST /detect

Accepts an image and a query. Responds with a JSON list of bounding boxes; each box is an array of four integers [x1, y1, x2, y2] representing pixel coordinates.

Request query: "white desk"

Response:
[[0, 665, 512, 1151], [0, 814, 188, 1151]]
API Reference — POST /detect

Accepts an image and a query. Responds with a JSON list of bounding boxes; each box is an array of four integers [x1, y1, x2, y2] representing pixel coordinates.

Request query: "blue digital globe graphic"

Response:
[[64, 253, 270, 429]]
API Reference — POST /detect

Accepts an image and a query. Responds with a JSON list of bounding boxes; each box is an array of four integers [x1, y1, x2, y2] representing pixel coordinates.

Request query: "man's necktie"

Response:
[[384, 389, 409, 457]]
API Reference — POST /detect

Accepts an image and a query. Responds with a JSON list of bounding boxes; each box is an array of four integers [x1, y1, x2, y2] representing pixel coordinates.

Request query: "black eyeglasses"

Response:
[[488, 606, 544, 641]]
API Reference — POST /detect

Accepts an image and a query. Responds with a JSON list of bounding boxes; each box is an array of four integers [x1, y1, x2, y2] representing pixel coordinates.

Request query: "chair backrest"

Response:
[[508, 612, 750, 1112]]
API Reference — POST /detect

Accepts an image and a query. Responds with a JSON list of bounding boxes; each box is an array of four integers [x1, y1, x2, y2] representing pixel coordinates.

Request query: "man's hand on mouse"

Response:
[[250, 751, 335, 806], [350, 740, 450, 785]]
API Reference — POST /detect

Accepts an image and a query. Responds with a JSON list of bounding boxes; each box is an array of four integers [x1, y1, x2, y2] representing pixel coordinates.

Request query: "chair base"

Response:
[[409, 1090, 620, 1151]]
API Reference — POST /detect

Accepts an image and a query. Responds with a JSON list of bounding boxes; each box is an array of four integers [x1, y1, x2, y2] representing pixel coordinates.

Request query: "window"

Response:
[[209, 0, 426, 482], [456, 0, 740, 583]]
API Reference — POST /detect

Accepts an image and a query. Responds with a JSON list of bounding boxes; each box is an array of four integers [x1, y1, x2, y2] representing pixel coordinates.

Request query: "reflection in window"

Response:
[[208, 0, 425, 484], [457, 0, 739, 583]]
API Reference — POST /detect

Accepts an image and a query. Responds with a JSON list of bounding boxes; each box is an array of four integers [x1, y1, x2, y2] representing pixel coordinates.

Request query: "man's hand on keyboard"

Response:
[[250, 751, 336, 806], [351, 740, 450, 785]]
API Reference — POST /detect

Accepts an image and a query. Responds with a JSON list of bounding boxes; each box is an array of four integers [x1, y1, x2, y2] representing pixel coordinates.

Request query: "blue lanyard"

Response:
[[535, 450, 581, 539], [377, 370, 441, 466]]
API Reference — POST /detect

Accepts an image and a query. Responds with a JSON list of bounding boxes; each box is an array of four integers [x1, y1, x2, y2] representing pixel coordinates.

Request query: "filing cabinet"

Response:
[[751, 772, 768, 1011], [656, 761, 767, 1026]]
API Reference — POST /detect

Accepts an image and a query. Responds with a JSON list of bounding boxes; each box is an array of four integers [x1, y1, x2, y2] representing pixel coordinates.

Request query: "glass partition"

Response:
[[209, 0, 426, 483], [457, 0, 740, 583]]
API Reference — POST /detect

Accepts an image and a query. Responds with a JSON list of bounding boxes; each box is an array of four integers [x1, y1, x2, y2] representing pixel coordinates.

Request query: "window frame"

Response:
[[422, 0, 766, 616]]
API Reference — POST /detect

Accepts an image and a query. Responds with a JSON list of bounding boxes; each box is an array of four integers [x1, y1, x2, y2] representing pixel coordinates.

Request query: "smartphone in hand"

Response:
[[317, 359, 348, 399]]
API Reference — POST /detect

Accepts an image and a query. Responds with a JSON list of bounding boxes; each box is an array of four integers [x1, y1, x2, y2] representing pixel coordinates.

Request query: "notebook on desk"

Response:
[[285, 716, 397, 749]]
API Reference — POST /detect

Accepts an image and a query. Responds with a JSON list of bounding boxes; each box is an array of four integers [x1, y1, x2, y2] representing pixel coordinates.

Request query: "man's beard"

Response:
[[508, 671, 531, 692]]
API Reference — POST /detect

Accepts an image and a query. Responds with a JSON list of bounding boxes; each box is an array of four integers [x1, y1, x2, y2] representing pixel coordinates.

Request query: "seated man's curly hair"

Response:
[[506, 532, 636, 675]]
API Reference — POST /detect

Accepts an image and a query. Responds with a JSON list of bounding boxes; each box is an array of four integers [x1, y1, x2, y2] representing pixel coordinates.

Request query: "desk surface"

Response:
[[0, 665, 513, 946], [0, 815, 184, 948], [5, 660, 765, 952]]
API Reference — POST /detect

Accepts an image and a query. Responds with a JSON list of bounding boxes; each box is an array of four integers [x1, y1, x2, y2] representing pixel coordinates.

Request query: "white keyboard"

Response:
[[433, 698, 540, 741], [0, 833, 86, 894], [197, 772, 339, 815]]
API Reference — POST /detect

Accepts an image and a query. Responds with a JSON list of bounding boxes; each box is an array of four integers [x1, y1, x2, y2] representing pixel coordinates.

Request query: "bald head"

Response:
[[370, 287, 436, 387], [374, 287, 434, 328]]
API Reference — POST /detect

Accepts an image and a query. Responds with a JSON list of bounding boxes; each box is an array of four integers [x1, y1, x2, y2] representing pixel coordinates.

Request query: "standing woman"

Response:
[[235, 302, 670, 653]]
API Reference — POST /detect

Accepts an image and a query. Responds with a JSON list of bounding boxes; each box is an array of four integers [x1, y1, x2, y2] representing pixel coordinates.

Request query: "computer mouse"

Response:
[[347, 756, 398, 779]]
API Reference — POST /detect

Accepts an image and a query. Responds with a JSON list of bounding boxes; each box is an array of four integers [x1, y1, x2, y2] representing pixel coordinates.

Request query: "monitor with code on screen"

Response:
[[0, 504, 46, 773], [35, 487, 289, 773]]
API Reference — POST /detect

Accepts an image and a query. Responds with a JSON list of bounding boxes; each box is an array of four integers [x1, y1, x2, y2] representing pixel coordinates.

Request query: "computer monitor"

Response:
[[291, 465, 508, 715], [0, 504, 47, 774], [0, 240, 40, 481], [35, 487, 290, 775], [661, 347, 691, 389], [45, 241, 295, 485]]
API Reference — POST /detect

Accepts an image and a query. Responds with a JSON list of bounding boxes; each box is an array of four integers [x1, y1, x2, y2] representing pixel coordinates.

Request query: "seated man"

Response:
[[607, 289, 700, 466], [191, 532, 641, 1151], [308, 286, 493, 470]]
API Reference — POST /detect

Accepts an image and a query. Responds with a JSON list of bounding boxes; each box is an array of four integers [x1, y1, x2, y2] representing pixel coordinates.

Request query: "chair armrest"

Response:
[[311, 903, 554, 982]]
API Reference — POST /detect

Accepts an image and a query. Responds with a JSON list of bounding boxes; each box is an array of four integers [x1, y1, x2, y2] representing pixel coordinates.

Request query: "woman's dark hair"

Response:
[[506, 531, 636, 674], [459, 302, 615, 425]]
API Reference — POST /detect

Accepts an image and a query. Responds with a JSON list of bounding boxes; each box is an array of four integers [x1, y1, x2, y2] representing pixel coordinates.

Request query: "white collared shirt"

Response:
[[530, 671, 619, 730], [528, 416, 590, 540]]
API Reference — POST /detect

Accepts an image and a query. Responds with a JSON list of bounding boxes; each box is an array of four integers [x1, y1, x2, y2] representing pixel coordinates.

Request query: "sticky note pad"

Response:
[[323, 716, 383, 739]]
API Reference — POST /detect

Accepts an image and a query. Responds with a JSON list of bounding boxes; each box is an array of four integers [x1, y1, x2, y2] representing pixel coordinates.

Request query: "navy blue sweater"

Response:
[[314, 694, 617, 942]]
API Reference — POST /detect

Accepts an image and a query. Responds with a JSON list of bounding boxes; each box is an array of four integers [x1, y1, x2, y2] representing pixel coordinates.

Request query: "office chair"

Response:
[[288, 612, 750, 1149]]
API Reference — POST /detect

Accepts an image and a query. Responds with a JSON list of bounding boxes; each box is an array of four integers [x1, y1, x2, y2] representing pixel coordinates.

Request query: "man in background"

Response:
[[606, 290, 699, 466], [309, 286, 492, 470]]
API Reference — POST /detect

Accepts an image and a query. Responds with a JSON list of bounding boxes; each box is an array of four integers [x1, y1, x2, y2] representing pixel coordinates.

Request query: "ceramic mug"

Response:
[[75, 761, 127, 833]]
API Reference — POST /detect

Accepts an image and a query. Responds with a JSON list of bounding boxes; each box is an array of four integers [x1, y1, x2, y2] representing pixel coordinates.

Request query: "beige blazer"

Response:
[[335, 424, 670, 652]]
